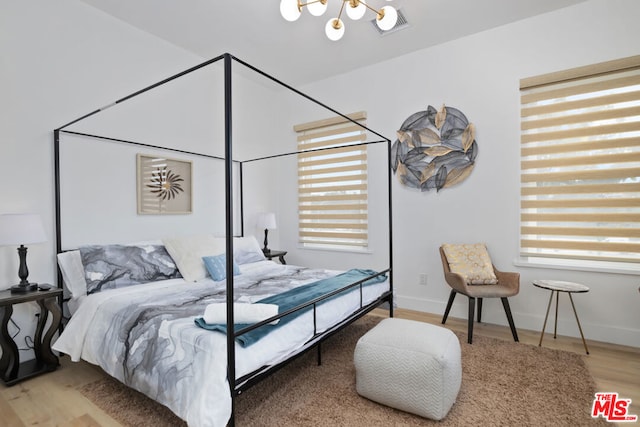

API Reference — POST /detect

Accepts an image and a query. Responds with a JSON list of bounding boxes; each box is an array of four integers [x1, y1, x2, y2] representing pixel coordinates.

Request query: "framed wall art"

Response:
[[137, 154, 192, 214]]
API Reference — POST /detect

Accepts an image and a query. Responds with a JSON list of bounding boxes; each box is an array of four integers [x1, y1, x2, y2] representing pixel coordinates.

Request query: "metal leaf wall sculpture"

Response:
[[391, 105, 477, 191]]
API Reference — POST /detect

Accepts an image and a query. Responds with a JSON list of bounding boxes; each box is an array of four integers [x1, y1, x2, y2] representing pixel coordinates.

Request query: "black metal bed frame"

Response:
[[53, 53, 393, 426]]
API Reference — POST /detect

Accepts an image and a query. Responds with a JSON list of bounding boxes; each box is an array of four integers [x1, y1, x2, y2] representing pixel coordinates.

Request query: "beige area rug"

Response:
[[80, 316, 607, 426]]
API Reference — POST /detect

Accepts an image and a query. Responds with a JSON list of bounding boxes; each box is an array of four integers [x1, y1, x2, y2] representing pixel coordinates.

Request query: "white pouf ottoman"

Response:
[[354, 317, 461, 420]]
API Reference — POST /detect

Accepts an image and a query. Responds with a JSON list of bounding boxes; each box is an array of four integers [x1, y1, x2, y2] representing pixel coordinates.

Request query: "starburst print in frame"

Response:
[[137, 154, 192, 214]]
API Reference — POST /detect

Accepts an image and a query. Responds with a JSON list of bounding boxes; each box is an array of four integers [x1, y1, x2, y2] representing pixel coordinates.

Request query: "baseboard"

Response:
[[394, 293, 640, 349]]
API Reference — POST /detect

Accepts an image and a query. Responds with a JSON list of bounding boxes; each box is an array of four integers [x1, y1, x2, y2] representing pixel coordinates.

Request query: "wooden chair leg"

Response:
[[467, 297, 475, 344], [501, 297, 519, 342], [477, 298, 483, 323], [442, 290, 457, 324]]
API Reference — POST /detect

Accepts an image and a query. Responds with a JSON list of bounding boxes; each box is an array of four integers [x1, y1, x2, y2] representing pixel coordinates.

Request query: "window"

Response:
[[295, 112, 368, 250], [519, 55, 640, 265]]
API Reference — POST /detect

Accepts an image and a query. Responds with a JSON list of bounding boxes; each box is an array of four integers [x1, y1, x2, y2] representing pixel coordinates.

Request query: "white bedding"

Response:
[[53, 260, 389, 427]]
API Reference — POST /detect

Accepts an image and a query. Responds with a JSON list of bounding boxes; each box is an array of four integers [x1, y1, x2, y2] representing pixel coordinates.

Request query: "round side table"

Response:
[[533, 280, 590, 354]]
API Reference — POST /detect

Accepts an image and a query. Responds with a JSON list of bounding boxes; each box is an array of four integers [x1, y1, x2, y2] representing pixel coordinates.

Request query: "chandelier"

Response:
[[280, 0, 398, 41]]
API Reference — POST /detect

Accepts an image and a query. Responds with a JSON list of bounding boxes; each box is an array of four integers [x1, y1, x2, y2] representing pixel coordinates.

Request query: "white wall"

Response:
[[286, 0, 640, 347], [0, 0, 205, 275]]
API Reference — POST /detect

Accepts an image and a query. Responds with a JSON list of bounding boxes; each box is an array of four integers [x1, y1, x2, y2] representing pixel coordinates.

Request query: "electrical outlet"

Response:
[[419, 273, 428, 286]]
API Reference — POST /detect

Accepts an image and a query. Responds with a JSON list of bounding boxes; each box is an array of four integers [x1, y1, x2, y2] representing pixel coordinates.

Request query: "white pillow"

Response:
[[163, 235, 225, 281], [233, 235, 266, 265], [57, 250, 87, 298]]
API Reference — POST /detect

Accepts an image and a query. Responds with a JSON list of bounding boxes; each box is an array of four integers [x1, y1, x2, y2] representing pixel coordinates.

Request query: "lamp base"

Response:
[[262, 229, 270, 256], [10, 283, 38, 294]]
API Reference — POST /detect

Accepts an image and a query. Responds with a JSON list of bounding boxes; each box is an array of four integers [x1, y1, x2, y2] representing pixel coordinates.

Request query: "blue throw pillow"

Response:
[[203, 253, 240, 281]]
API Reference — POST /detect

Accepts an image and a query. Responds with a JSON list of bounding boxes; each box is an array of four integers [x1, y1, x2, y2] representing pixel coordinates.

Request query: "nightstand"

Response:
[[264, 250, 287, 264], [0, 286, 63, 386]]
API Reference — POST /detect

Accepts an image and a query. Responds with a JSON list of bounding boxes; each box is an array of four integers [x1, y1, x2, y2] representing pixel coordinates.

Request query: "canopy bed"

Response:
[[51, 53, 393, 426]]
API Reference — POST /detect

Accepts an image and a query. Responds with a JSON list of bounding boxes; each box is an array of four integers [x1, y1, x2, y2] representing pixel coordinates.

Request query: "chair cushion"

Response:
[[442, 243, 497, 285]]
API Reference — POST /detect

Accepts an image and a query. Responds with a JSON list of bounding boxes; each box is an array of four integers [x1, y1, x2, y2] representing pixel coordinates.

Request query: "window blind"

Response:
[[296, 112, 368, 250], [520, 55, 640, 264]]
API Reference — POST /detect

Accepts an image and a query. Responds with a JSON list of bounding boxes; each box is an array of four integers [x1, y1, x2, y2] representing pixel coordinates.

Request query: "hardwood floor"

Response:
[[1, 308, 638, 426]]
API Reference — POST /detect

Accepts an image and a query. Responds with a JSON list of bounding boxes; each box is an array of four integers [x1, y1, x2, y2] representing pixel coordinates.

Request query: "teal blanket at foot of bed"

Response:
[[194, 268, 386, 347]]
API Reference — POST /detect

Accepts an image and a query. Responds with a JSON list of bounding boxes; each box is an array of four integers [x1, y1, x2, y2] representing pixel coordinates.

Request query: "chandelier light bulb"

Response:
[[325, 18, 345, 41], [376, 5, 397, 31], [307, 0, 328, 17], [346, 0, 367, 20], [280, 0, 301, 21]]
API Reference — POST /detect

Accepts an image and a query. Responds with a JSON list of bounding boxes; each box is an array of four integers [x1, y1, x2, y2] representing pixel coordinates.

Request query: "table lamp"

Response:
[[256, 212, 277, 255], [0, 213, 47, 293]]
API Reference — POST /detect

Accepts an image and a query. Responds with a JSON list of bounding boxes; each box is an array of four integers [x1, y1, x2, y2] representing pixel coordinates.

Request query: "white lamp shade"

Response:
[[346, 0, 367, 20], [0, 213, 47, 246], [256, 212, 277, 230], [376, 5, 398, 31], [307, 0, 328, 16], [325, 18, 345, 41], [280, 0, 301, 21]]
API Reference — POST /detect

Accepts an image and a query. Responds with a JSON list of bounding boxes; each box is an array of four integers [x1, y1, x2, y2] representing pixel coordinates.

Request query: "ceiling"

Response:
[[79, 0, 587, 86]]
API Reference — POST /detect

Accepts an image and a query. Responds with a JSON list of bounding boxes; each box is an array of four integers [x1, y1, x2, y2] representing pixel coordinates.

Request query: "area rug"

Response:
[[80, 316, 606, 426]]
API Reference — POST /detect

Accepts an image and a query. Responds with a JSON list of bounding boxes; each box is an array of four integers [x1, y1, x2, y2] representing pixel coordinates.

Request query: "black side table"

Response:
[[264, 250, 287, 264], [0, 287, 63, 386]]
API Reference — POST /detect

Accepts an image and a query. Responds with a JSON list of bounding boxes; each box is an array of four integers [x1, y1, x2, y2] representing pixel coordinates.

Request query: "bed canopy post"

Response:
[[53, 130, 62, 258], [239, 162, 244, 237], [223, 53, 237, 427], [53, 129, 64, 321], [387, 141, 394, 317]]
